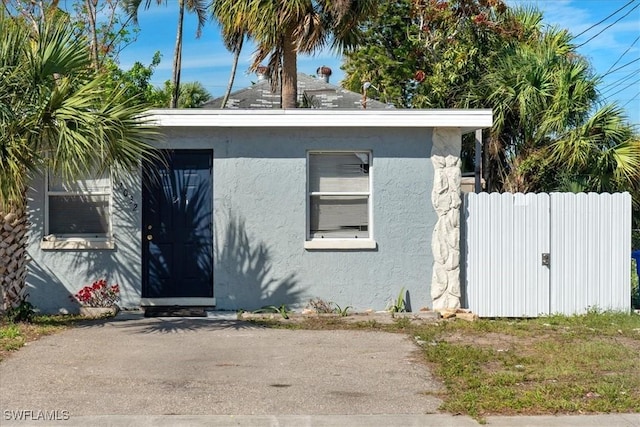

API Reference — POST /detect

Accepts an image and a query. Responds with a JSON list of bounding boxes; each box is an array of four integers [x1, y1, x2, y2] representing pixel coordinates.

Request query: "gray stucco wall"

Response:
[[26, 172, 142, 314], [26, 126, 436, 313]]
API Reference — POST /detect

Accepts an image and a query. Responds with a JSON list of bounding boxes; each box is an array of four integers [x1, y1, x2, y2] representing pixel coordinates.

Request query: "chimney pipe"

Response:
[[256, 65, 269, 82], [316, 66, 332, 83]]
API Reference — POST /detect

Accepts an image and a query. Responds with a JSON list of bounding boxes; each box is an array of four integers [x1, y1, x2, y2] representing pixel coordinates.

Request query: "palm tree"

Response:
[[213, 0, 378, 109], [210, 0, 249, 109], [177, 81, 211, 107], [463, 6, 640, 194], [123, 0, 207, 108], [0, 12, 158, 311], [476, 16, 598, 191], [550, 104, 640, 193]]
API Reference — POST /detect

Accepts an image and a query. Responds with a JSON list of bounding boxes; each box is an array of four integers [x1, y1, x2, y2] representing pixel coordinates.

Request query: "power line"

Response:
[[603, 57, 640, 77], [575, 2, 640, 48], [602, 68, 640, 76], [605, 35, 640, 75], [603, 77, 640, 99], [572, 0, 637, 39], [622, 92, 640, 108], [601, 71, 639, 93]]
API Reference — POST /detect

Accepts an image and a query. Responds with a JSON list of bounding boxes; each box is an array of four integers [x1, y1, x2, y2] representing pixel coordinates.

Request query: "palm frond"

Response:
[[0, 13, 160, 211], [121, 0, 164, 25], [185, 0, 208, 38]]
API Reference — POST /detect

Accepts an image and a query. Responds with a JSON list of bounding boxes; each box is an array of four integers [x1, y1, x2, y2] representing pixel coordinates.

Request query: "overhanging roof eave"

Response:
[[146, 109, 493, 130]]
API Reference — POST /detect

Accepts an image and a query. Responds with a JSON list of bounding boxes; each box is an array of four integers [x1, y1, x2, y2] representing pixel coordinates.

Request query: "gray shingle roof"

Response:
[[201, 73, 390, 110]]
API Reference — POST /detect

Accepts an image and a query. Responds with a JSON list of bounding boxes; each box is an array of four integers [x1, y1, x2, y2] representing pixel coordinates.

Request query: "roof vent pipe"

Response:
[[256, 65, 269, 82], [316, 66, 332, 83]]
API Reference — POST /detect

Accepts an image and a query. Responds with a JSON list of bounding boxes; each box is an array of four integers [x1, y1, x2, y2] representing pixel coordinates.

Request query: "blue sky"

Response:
[[113, 0, 639, 125]]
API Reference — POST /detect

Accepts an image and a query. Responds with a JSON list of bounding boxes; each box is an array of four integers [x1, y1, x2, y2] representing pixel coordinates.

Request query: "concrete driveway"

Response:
[[0, 313, 443, 418]]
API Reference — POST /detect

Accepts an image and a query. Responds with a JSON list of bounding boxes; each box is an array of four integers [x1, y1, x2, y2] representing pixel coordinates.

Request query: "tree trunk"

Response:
[[281, 27, 298, 109], [85, 0, 100, 71], [485, 134, 507, 192], [0, 206, 29, 313], [221, 37, 243, 109], [170, 0, 185, 109]]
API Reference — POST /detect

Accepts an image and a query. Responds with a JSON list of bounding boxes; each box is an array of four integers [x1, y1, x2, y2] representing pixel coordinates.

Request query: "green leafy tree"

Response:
[[340, 0, 417, 107], [3, 0, 139, 70], [123, 0, 207, 108], [0, 12, 158, 310], [102, 51, 164, 105], [342, 0, 522, 108], [72, 0, 138, 70], [343, 0, 640, 198]]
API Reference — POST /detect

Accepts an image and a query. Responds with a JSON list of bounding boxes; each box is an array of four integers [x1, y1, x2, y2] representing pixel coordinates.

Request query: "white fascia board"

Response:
[[146, 109, 493, 132]]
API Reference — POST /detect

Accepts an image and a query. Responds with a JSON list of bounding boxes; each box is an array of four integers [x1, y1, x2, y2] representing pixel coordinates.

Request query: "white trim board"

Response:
[[147, 109, 493, 133]]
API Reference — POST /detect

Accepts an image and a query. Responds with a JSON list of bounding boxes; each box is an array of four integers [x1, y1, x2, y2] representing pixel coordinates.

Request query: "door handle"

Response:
[[541, 253, 550, 266], [146, 234, 153, 241]]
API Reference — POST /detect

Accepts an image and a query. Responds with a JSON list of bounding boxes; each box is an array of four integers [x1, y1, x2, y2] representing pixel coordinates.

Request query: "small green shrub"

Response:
[[254, 305, 290, 319], [387, 287, 406, 313], [6, 296, 35, 323], [332, 304, 352, 317]]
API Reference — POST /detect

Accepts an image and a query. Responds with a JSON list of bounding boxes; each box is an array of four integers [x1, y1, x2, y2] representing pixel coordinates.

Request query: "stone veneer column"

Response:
[[430, 127, 462, 310]]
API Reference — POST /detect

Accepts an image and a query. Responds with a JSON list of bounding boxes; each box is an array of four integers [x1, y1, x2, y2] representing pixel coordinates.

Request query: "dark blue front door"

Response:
[[142, 150, 213, 299]]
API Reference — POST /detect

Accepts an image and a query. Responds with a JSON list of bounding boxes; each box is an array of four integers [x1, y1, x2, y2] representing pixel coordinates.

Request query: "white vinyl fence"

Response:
[[463, 192, 631, 317]]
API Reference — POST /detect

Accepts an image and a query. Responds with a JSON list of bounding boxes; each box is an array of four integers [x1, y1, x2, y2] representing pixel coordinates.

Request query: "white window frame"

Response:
[[42, 170, 115, 250], [305, 150, 376, 250]]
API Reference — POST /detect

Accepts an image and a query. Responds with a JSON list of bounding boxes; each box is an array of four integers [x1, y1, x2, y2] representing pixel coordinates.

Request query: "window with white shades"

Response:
[[307, 152, 372, 243], [45, 171, 112, 244]]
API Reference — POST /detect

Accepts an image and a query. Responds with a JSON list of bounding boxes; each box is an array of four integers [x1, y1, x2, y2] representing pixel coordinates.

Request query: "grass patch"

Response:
[[0, 315, 81, 362], [412, 312, 640, 418]]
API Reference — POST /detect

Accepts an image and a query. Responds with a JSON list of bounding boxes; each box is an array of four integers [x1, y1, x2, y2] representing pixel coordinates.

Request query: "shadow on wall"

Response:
[[27, 259, 77, 313], [215, 215, 305, 310], [69, 177, 141, 307], [27, 173, 142, 314]]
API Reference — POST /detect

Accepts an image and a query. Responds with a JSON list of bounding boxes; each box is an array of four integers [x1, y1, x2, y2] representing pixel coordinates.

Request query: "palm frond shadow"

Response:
[[74, 316, 262, 333], [215, 214, 306, 311]]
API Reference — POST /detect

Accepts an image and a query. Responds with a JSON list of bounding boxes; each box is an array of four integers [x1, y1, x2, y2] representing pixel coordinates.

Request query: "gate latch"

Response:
[[541, 253, 550, 267]]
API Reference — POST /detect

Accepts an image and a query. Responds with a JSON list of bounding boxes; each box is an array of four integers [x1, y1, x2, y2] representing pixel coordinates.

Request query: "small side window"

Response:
[[43, 171, 114, 249]]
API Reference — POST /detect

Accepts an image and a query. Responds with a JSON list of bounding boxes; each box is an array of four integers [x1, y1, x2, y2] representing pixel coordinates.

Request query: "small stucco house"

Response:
[[25, 110, 492, 314]]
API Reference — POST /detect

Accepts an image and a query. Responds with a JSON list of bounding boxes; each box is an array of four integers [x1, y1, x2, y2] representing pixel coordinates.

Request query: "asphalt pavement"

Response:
[[0, 311, 638, 426]]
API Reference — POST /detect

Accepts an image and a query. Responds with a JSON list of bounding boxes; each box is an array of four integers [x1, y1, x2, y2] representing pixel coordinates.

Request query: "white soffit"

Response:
[[147, 109, 493, 132]]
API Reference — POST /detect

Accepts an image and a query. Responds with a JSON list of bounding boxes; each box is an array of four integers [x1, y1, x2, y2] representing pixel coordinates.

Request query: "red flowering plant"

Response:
[[71, 279, 120, 308]]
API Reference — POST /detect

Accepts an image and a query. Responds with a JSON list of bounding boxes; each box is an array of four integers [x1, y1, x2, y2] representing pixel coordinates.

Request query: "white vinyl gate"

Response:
[[463, 192, 631, 317]]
